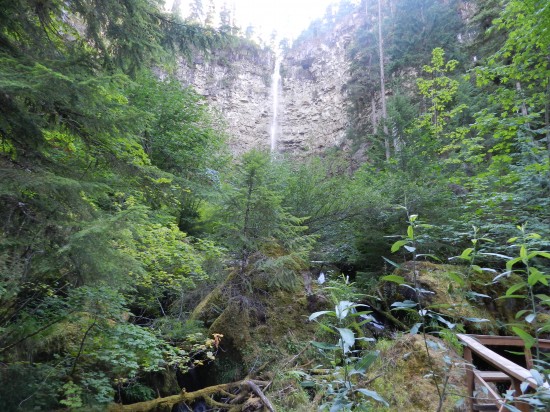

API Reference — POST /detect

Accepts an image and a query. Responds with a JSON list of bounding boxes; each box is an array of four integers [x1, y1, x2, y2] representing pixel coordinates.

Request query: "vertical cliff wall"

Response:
[[173, 44, 274, 155], [172, 16, 361, 156], [278, 13, 362, 154], [172, 1, 468, 158]]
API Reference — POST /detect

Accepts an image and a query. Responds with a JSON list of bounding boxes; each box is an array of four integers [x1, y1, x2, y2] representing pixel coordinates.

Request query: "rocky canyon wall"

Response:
[[278, 13, 362, 154], [173, 44, 274, 155], [173, 15, 362, 156]]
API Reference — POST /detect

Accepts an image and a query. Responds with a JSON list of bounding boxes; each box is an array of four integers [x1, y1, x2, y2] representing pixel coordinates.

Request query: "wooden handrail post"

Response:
[[512, 377, 530, 412], [464, 346, 474, 411]]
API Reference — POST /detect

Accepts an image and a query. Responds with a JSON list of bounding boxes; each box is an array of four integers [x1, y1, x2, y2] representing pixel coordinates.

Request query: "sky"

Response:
[[165, 0, 359, 41]]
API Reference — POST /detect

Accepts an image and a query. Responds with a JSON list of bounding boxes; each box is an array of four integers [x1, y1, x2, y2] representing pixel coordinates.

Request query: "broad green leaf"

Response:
[[527, 267, 548, 286], [381, 274, 406, 285], [497, 294, 527, 299], [515, 309, 529, 319], [335, 301, 354, 320], [317, 323, 338, 335], [352, 310, 372, 318], [520, 245, 528, 261], [467, 291, 491, 299], [506, 282, 526, 296], [447, 272, 465, 286], [511, 326, 535, 349], [417, 253, 441, 261], [493, 271, 512, 282], [410, 322, 422, 334], [353, 351, 379, 373], [391, 300, 418, 310], [464, 318, 490, 323], [309, 311, 333, 321], [336, 327, 355, 354], [435, 315, 455, 329], [310, 341, 339, 350], [529, 369, 545, 386], [460, 248, 474, 259], [382, 256, 401, 268], [356, 388, 388, 406], [520, 381, 530, 394], [407, 225, 414, 239], [506, 256, 523, 270], [536, 294, 550, 305], [525, 313, 536, 324], [478, 252, 513, 260], [391, 240, 408, 253]]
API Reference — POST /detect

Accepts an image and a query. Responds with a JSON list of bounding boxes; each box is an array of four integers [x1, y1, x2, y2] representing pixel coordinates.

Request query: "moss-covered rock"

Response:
[[370, 334, 467, 412], [379, 262, 521, 334], [189, 265, 318, 384]]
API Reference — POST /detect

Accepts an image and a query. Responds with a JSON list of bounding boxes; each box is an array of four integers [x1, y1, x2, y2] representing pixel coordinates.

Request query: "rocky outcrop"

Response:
[[173, 44, 274, 155], [172, 14, 362, 156], [278, 13, 362, 154]]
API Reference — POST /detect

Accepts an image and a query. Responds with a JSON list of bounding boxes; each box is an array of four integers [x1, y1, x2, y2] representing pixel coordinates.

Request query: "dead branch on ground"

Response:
[[108, 379, 273, 412]]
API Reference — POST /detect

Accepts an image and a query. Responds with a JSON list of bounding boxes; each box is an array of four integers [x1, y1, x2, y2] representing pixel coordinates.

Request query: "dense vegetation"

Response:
[[0, 0, 549, 411]]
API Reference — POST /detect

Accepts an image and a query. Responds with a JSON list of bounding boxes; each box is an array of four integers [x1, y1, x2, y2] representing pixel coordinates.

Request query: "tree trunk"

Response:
[[108, 380, 271, 412], [377, 0, 390, 160]]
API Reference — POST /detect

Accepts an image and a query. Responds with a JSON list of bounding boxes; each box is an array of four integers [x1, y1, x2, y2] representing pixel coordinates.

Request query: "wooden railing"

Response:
[[457, 334, 550, 412]]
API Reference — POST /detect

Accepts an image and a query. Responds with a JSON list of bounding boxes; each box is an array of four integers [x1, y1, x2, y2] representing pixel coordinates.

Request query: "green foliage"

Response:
[[309, 283, 387, 411], [211, 150, 314, 288], [129, 71, 227, 178], [345, 0, 465, 163], [386, 0, 465, 74], [0, 1, 231, 409], [500, 226, 550, 350]]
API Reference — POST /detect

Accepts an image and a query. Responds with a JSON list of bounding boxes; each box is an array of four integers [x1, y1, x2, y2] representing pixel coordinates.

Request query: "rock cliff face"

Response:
[[174, 18, 360, 156], [173, 45, 274, 155], [278, 13, 362, 154]]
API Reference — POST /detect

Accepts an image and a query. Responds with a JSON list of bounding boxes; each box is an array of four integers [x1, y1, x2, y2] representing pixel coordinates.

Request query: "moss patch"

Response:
[[381, 262, 502, 334], [190, 267, 319, 384], [370, 334, 467, 411]]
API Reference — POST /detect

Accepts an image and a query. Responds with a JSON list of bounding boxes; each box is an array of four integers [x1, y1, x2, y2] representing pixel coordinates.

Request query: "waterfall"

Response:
[[269, 54, 282, 152]]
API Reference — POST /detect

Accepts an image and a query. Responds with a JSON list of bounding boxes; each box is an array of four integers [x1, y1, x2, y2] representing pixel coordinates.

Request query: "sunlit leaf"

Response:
[[336, 327, 355, 354], [309, 311, 333, 321], [511, 326, 535, 349], [356, 388, 388, 406], [310, 341, 339, 351], [391, 240, 408, 253], [381, 274, 406, 285]]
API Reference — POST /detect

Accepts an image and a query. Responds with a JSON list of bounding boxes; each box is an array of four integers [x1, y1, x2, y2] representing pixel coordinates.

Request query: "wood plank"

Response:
[[464, 347, 475, 411], [476, 371, 511, 382], [472, 404, 499, 411], [457, 334, 538, 389], [473, 371, 502, 404], [469, 334, 550, 350]]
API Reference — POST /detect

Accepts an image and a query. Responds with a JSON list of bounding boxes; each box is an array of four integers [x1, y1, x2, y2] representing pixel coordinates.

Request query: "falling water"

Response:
[[269, 54, 282, 152]]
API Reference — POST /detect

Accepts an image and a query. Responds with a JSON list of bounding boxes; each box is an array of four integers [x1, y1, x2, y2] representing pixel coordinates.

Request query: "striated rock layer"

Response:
[[173, 44, 275, 156], [278, 13, 361, 154], [173, 18, 361, 156]]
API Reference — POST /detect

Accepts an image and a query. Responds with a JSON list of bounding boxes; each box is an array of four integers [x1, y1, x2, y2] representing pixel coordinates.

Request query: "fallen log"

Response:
[[108, 380, 272, 412]]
